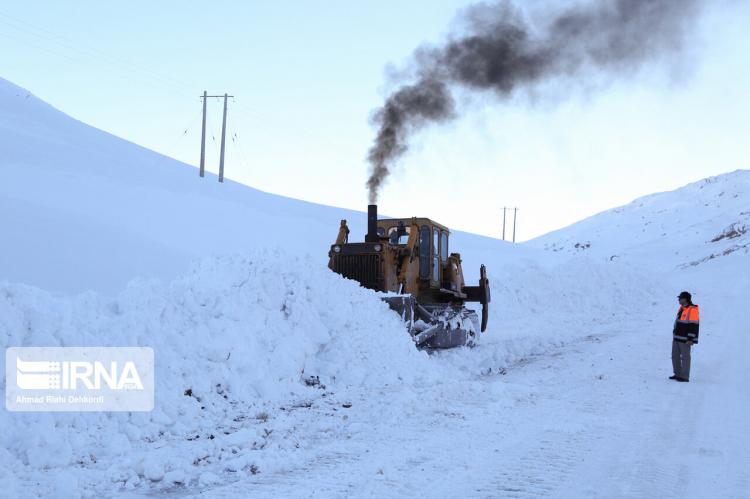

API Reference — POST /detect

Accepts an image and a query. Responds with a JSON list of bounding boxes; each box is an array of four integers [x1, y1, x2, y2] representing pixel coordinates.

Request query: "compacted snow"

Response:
[[1, 78, 748, 498]]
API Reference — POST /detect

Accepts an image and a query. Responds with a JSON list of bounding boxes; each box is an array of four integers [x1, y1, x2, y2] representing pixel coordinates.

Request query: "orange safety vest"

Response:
[[678, 305, 700, 323], [674, 304, 700, 344]]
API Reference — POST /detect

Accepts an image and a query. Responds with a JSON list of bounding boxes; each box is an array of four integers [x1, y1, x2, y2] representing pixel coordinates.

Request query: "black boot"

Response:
[[676, 377, 689, 382], [669, 375, 679, 380]]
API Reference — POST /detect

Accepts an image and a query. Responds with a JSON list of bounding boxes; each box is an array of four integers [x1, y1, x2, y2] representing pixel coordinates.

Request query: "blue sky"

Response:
[[1, 1, 748, 240]]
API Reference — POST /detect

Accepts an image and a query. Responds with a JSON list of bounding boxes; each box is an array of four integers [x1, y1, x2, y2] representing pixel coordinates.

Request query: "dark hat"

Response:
[[678, 291, 692, 300]]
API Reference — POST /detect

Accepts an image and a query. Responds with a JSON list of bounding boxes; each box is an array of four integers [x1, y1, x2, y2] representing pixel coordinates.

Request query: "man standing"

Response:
[[671, 291, 700, 382]]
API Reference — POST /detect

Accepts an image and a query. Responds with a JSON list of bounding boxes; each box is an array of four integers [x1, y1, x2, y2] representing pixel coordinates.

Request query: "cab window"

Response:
[[387, 225, 411, 245], [419, 226, 430, 279], [432, 228, 440, 282], [440, 231, 448, 262]]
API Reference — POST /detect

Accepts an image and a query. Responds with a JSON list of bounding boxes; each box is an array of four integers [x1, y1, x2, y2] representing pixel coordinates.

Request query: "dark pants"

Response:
[[672, 340, 691, 380]]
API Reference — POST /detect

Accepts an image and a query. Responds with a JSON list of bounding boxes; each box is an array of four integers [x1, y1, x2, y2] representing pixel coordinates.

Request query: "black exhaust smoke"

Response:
[[365, 204, 379, 242], [366, 0, 703, 203]]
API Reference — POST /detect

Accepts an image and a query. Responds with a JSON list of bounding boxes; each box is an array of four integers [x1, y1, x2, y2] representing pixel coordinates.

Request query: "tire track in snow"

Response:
[[476, 428, 591, 498]]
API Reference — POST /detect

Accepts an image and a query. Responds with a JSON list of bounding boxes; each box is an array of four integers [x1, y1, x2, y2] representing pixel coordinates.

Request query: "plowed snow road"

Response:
[[189, 273, 748, 499]]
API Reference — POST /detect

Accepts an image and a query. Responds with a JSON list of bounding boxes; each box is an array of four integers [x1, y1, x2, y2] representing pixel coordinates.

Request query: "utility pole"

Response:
[[502, 207, 507, 241], [198, 92, 234, 181], [513, 207, 519, 243], [218, 93, 228, 183], [199, 91, 207, 177]]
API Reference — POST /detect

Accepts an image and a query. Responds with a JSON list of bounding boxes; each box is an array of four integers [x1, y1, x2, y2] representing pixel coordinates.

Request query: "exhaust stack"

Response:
[[365, 204, 379, 242]]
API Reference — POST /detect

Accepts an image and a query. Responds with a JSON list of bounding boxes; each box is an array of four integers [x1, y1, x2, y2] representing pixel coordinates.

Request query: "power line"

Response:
[[230, 129, 252, 178], [0, 10, 196, 96], [0, 9, 353, 184], [164, 108, 204, 158], [0, 7, 322, 133], [0, 12, 328, 154]]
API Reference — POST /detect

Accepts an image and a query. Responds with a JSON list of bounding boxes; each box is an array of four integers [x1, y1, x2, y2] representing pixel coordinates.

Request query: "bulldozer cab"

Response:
[[377, 217, 449, 288]]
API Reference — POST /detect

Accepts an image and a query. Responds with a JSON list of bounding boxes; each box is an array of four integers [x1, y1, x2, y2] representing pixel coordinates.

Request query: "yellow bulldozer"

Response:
[[329, 205, 490, 349]]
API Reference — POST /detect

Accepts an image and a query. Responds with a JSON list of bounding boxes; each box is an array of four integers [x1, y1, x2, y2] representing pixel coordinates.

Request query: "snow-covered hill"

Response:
[[1, 77, 748, 497], [0, 78, 356, 293], [529, 170, 750, 269], [0, 77, 524, 295]]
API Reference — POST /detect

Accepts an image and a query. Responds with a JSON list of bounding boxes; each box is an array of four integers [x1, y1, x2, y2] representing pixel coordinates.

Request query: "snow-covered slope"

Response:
[[529, 170, 750, 268], [0, 77, 523, 294], [0, 78, 353, 293]]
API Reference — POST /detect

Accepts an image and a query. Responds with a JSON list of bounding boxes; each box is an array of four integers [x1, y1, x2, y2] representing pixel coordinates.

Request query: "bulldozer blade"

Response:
[[381, 296, 479, 349], [413, 324, 440, 346], [479, 264, 490, 332], [380, 295, 416, 328], [481, 303, 489, 332]]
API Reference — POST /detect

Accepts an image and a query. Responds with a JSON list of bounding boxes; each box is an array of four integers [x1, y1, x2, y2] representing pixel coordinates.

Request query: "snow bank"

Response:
[[0, 248, 433, 494], [0, 244, 670, 496], [444, 257, 668, 374]]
